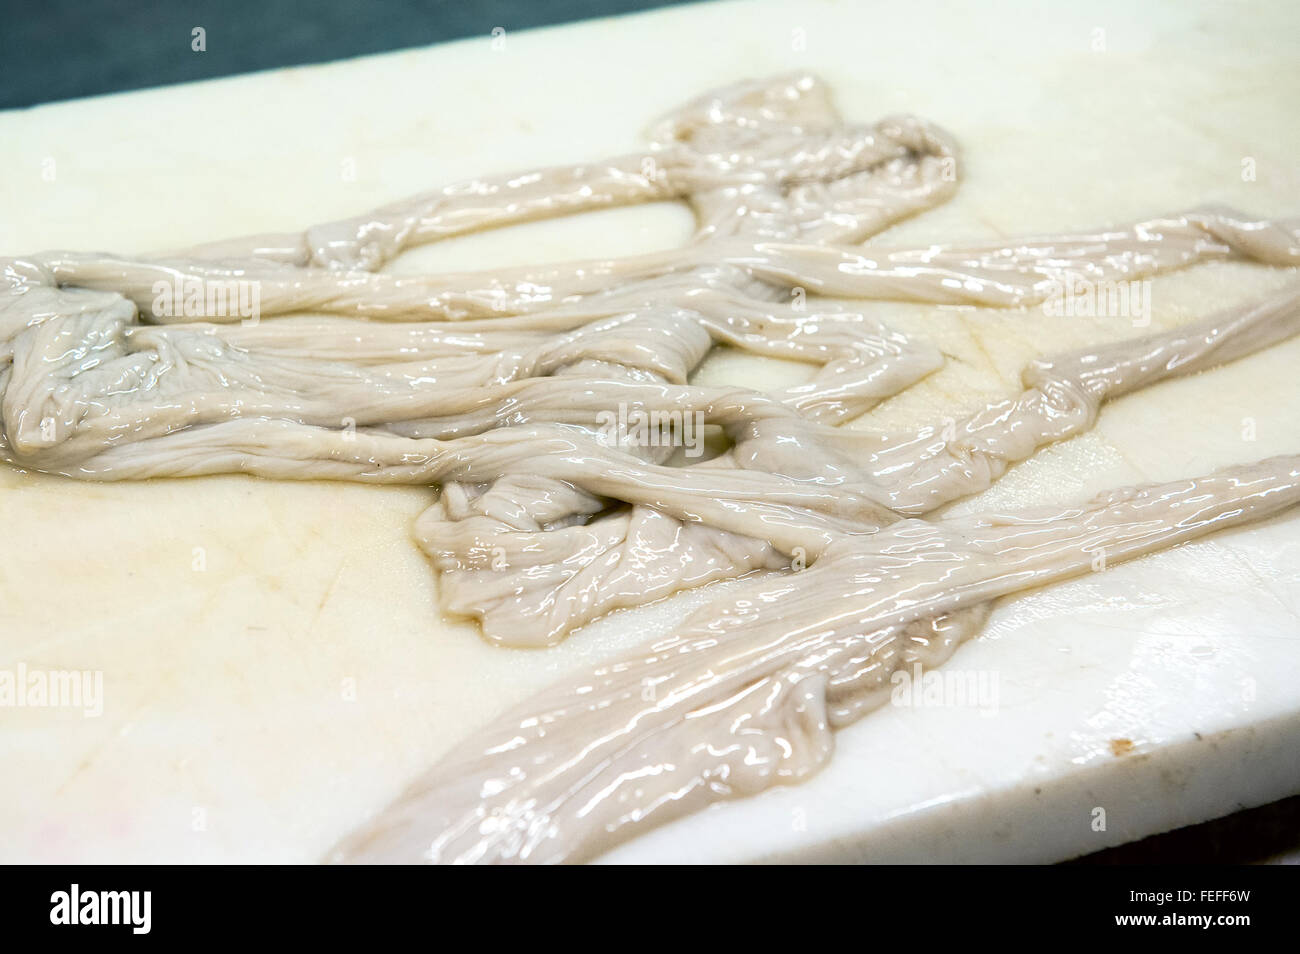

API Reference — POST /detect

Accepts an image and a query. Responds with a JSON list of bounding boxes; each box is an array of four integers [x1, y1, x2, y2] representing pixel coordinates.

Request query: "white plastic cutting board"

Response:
[[1, 0, 1297, 863]]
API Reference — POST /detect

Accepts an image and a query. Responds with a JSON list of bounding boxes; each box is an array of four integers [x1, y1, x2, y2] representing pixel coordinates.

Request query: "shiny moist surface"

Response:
[[2, 74, 1298, 863]]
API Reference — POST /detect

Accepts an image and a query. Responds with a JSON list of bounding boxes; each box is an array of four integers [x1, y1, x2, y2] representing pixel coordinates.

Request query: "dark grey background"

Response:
[[0, 0, 697, 110]]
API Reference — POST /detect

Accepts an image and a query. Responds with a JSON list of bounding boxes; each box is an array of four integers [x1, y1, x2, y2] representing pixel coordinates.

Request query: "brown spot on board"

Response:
[[1110, 738, 1135, 757]]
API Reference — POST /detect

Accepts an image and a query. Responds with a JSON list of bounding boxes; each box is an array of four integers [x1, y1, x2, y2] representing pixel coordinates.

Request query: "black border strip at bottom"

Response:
[[0, 864, 1286, 940]]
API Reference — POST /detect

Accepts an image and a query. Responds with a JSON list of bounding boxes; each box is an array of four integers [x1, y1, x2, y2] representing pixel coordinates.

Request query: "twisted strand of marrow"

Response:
[[14, 205, 1298, 324], [736, 206, 1300, 306], [329, 454, 1300, 864], [846, 282, 1300, 514], [167, 73, 962, 269]]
